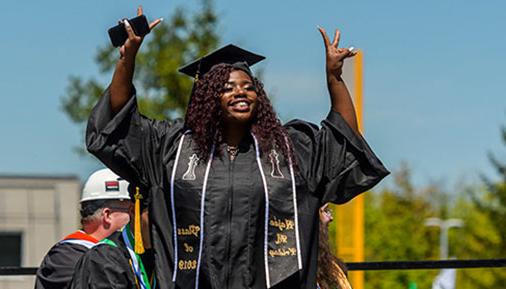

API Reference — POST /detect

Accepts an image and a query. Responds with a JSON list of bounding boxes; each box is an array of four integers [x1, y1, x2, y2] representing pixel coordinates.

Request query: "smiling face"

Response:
[[220, 69, 258, 126]]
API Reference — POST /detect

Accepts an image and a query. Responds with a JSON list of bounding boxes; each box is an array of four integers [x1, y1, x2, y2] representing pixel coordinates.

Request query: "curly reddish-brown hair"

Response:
[[184, 63, 294, 163]]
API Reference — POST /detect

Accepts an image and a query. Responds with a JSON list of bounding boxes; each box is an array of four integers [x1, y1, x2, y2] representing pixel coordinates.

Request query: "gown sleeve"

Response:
[[35, 243, 87, 289], [86, 87, 184, 190], [69, 246, 133, 289], [285, 110, 389, 204]]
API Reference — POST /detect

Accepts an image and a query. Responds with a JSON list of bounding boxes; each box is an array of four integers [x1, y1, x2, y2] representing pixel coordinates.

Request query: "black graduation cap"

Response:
[[179, 44, 265, 79]]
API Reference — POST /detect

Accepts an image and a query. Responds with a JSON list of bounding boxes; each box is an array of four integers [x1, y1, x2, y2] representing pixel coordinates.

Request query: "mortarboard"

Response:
[[179, 44, 265, 79]]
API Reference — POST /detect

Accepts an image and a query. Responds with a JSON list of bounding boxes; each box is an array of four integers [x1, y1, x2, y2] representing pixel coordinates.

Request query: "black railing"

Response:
[[0, 267, 37, 276], [2, 259, 506, 276], [346, 259, 506, 271]]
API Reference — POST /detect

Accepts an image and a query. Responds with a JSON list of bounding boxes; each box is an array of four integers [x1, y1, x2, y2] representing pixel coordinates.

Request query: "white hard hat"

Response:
[[80, 169, 130, 202]]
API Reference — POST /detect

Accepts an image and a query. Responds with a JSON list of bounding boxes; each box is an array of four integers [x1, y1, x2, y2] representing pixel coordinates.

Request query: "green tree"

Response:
[[61, 0, 219, 133], [452, 124, 506, 288], [364, 164, 440, 289], [450, 192, 502, 289]]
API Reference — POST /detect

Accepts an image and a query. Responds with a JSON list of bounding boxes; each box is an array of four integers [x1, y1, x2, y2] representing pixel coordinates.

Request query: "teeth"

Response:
[[232, 101, 249, 107]]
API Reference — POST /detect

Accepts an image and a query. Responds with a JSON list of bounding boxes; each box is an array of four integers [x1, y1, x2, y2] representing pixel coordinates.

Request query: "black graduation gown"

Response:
[[85, 90, 389, 289], [70, 232, 136, 289], [35, 242, 89, 289]]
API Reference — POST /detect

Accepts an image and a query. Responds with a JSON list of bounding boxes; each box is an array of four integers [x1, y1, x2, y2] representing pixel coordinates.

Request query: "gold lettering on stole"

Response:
[[268, 247, 297, 257], [178, 260, 197, 270], [274, 233, 288, 245], [177, 225, 201, 237], [269, 216, 297, 258], [183, 243, 194, 253], [269, 216, 295, 232]]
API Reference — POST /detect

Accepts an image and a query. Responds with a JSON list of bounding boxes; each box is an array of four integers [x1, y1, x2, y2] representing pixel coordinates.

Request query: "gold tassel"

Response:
[[134, 187, 145, 254]]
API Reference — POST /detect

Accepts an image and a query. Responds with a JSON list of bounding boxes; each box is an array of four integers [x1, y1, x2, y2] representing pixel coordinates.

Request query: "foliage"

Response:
[[359, 129, 506, 289], [364, 164, 440, 289], [61, 0, 220, 129], [452, 124, 506, 288]]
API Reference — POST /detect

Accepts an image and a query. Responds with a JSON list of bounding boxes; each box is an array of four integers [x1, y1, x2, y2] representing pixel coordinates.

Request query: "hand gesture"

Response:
[[319, 203, 333, 226], [317, 27, 356, 78], [119, 6, 162, 61]]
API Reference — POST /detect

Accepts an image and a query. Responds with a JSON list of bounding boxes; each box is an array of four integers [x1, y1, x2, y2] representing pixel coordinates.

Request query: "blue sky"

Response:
[[1, 0, 505, 190]]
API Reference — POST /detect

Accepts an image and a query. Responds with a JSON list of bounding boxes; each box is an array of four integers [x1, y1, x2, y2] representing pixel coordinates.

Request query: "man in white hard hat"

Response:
[[70, 184, 155, 289], [35, 168, 132, 289]]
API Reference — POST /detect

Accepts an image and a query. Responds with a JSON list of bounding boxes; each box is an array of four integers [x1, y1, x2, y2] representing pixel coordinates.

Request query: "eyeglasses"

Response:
[[108, 205, 131, 213], [223, 82, 257, 93]]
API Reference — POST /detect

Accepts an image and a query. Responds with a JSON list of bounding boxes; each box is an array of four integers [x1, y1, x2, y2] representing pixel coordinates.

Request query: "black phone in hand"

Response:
[[108, 15, 150, 47]]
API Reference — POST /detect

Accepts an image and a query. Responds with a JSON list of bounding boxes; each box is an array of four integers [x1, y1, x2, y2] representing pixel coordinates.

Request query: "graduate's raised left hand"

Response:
[[317, 27, 356, 78]]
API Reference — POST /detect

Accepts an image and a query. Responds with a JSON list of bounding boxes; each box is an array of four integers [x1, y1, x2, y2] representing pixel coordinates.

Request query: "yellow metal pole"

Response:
[[353, 50, 365, 289], [355, 51, 364, 133], [334, 50, 365, 289]]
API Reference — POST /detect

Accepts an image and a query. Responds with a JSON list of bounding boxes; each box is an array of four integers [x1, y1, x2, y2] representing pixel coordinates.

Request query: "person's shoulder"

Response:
[[80, 243, 125, 269], [142, 115, 184, 126], [148, 117, 185, 138], [284, 118, 320, 143], [38, 240, 91, 272], [90, 241, 124, 255], [284, 118, 319, 131], [44, 241, 89, 261], [36, 241, 90, 287], [284, 110, 346, 132]]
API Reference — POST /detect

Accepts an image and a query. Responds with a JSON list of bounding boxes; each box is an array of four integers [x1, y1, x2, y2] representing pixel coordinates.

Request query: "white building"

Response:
[[0, 174, 80, 289]]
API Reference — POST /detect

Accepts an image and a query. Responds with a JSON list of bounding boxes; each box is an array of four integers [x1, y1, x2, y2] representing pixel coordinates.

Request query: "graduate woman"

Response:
[[86, 7, 389, 289]]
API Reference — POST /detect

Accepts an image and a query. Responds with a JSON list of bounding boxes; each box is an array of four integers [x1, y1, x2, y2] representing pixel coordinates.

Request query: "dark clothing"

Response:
[[35, 242, 88, 289], [86, 90, 389, 289], [70, 232, 136, 289], [35, 231, 98, 289], [142, 249, 156, 283]]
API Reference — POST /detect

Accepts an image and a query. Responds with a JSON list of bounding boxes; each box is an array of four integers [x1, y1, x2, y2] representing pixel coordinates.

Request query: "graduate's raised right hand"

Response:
[[110, 6, 161, 114], [119, 6, 162, 61]]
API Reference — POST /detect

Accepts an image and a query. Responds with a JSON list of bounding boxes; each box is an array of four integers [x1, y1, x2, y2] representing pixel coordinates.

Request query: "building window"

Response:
[[0, 232, 22, 266]]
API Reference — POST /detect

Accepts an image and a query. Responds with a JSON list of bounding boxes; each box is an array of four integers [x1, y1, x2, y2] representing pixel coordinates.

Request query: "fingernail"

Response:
[[316, 25, 321, 30], [160, 18, 164, 22], [123, 20, 131, 27]]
